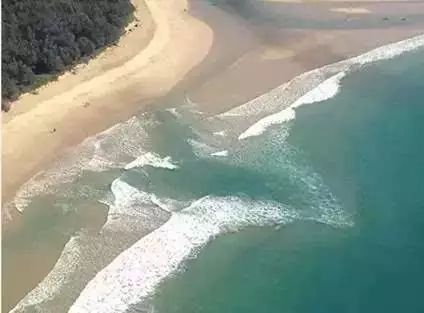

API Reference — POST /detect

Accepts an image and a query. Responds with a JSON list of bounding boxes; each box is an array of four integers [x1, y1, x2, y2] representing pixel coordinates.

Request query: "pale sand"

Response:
[[2, 0, 424, 308], [2, 0, 424, 213], [2, 0, 213, 205], [330, 7, 371, 14]]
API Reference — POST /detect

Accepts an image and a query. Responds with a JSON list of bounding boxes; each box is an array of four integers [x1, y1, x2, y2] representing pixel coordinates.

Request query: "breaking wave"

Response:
[[210, 150, 229, 157], [10, 179, 170, 313], [8, 35, 424, 313], [239, 72, 346, 140], [187, 138, 217, 157], [124, 152, 179, 171], [102, 179, 170, 231], [8, 116, 151, 214], [69, 196, 298, 313], [221, 34, 424, 140]]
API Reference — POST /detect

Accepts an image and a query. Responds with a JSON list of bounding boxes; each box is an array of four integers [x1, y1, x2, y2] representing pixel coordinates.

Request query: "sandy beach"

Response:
[[2, 0, 424, 215], [2, 0, 213, 208], [2, 0, 424, 311]]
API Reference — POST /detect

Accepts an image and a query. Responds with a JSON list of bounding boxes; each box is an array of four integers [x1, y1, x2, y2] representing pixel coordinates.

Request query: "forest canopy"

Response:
[[2, 0, 135, 106]]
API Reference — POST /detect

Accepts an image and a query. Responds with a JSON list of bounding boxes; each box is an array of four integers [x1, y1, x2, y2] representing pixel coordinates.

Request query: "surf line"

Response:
[[230, 34, 424, 140]]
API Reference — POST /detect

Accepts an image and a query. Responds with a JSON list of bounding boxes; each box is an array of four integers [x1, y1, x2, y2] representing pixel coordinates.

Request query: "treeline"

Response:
[[2, 0, 135, 108]]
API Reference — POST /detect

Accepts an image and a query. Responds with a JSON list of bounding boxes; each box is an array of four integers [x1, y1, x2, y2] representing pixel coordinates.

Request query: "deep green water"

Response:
[[150, 52, 424, 313], [5, 49, 424, 313]]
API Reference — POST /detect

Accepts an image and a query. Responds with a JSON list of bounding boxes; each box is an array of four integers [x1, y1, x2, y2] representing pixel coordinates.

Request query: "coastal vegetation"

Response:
[[1, 0, 135, 109]]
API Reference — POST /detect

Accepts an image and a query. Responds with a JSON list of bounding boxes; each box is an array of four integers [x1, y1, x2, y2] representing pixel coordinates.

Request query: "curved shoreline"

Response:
[[235, 34, 424, 140], [3, 0, 424, 215], [2, 0, 155, 121], [67, 36, 424, 313], [8, 35, 423, 313], [2, 0, 214, 208]]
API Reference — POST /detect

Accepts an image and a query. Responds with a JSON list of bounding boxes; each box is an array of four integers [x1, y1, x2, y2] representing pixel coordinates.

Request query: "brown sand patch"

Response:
[[261, 46, 296, 60]]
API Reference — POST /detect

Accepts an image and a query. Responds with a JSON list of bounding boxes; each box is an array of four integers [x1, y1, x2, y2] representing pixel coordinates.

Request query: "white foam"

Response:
[[10, 35, 424, 215], [108, 179, 152, 215], [222, 34, 424, 122], [187, 138, 217, 157], [211, 150, 229, 157], [347, 34, 424, 66], [150, 194, 186, 213], [10, 235, 83, 312], [10, 180, 170, 313], [124, 152, 179, 170], [69, 196, 299, 313], [104, 179, 170, 230], [213, 131, 226, 137], [238, 109, 294, 140], [84, 116, 150, 171], [292, 71, 346, 107], [238, 72, 346, 140], [166, 108, 182, 119], [9, 35, 424, 311], [9, 116, 149, 214]]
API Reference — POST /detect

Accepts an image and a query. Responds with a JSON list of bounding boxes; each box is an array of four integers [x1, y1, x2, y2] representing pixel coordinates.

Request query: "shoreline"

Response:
[[63, 38, 424, 313], [2, 0, 213, 209], [3, 0, 424, 219], [8, 38, 424, 313], [3, 1, 424, 307]]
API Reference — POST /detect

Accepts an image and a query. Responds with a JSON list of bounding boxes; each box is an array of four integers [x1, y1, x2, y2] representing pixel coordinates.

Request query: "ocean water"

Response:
[[4, 39, 424, 313], [149, 51, 424, 313]]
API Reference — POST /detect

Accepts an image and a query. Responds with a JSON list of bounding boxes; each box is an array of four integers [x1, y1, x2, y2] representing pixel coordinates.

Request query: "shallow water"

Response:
[[149, 50, 424, 313], [3, 42, 424, 312], [210, 0, 424, 30]]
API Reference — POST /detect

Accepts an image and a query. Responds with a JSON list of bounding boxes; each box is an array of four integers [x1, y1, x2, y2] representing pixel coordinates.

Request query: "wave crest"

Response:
[[238, 72, 346, 140], [69, 195, 299, 313], [124, 152, 179, 171]]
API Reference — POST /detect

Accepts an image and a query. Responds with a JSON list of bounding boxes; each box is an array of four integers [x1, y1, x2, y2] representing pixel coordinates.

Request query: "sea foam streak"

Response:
[[239, 72, 346, 140], [211, 150, 229, 157], [69, 196, 299, 313], [103, 179, 165, 230], [8, 116, 150, 214], [10, 35, 424, 312], [187, 138, 217, 157], [10, 179, 170, 313], [166, 108, 182, 119], [9, 235, 82, 312], [223, 34, 424, 139], [124, 152, 179, 170]]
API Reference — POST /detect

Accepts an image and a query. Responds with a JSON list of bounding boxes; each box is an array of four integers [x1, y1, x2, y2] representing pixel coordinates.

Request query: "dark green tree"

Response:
[[1, 0, 135, 104]]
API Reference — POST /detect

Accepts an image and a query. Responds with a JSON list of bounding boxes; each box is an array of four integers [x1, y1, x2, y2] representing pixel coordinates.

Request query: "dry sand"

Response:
[[184, 0, 424, 113], [2, 0, 424, 215], [2, 0, 213, 206], [2, 0, 424, 310]]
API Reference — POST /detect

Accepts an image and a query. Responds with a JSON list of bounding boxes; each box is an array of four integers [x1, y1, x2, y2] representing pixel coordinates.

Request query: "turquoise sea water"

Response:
[[4, 48, 424, 312], [149, 51, 424, 312]]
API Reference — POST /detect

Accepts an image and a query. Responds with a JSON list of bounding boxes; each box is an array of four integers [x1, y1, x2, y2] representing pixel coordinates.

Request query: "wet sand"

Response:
[[2, 0, 424, 310], [2, 0, 213, 210], [3, 0, 424, 215], [183, 0, 424, 113]]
